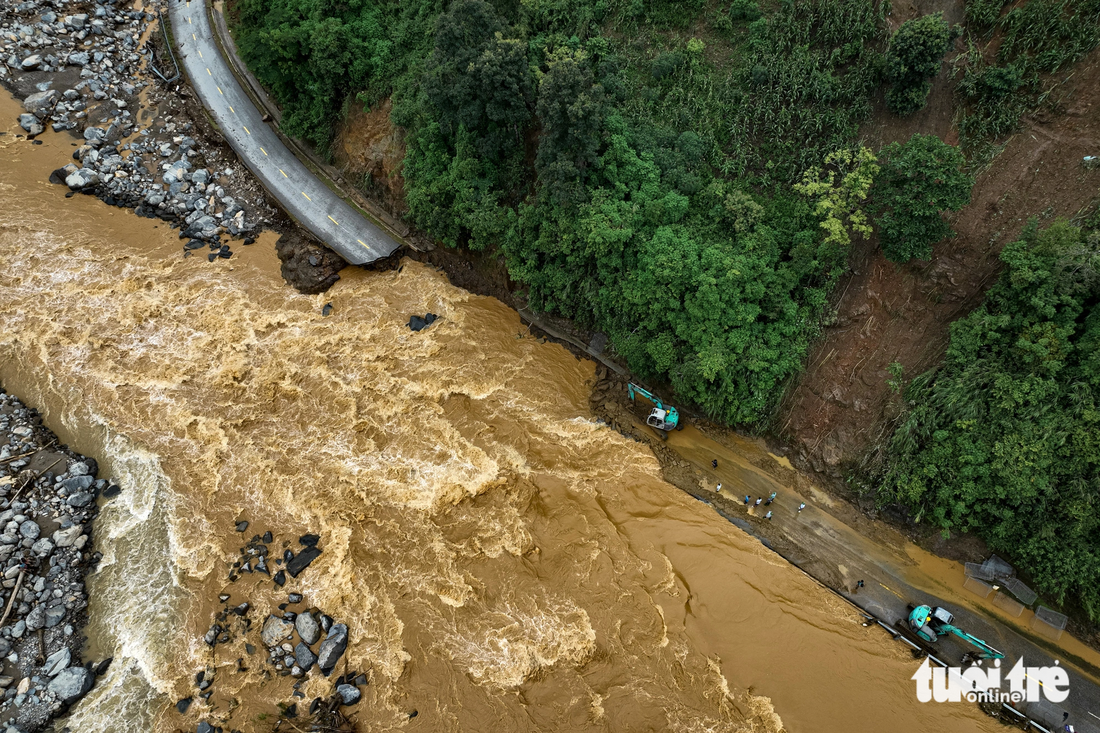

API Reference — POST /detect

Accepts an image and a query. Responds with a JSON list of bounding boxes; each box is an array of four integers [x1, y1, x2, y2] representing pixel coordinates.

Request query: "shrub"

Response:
[[885, 13, 954, 116], [729, 0, 762, 22], [870, 134, 972, 263]]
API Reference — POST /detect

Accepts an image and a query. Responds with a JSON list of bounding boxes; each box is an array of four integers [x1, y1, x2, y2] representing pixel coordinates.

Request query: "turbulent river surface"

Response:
[[0, 94, 1004, 732]]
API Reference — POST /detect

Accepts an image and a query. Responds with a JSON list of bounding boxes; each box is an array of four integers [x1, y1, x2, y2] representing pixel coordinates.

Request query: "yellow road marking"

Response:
[[877, 582, 905, 600], [198, 50, 202, 59], [260, 148, 268, 156], [217, 86, 223, 95], [206, 68, 211, 76], [229, 106, 235, 113], [358, 239, 366, 246], [243, 125, 250, 134], [328, 215, 339, 226], [188, 16, 191, 24], [192, 33, 196, 40], [302, 192, 311, 201], [279, 169, 288, 178]]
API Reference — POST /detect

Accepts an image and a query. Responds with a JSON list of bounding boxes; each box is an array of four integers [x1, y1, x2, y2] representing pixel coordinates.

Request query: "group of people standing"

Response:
[[712, 460, 807, 523]]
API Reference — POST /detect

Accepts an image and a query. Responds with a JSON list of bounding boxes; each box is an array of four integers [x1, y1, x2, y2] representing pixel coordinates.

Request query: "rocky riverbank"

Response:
[[0, 389, 111, 733], [1, 0, 267, 257], [0, 0, 343, 289]]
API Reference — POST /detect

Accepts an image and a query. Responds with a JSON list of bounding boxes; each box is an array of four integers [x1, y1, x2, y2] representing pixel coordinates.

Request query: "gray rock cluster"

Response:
[[261, 610, 346, 678], [3, 4, 152, 135], [2, 0, 269, 263], [0, 389, 113, 732], [187, 531, 364, 732]]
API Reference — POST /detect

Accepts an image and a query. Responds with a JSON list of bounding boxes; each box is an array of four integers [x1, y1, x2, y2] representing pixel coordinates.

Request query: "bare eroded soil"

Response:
[[780, 46, 1100, 480]]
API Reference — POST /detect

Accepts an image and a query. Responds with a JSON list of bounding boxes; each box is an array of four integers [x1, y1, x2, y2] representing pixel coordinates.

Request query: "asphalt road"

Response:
[[665, 424, 1100, 732], [167, 0, 399, 264]]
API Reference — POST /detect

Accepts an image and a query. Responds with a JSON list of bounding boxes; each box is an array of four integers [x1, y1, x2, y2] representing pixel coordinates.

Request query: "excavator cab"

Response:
[[646, 407, 676, 432], [910, 605, 955, 643]]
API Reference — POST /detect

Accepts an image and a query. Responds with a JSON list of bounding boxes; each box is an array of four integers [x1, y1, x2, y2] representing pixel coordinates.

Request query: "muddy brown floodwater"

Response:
[[0, 93, 1003, 732]]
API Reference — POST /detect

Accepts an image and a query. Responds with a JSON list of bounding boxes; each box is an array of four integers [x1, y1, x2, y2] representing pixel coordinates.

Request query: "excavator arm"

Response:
[[943, 626, 1005, 661]]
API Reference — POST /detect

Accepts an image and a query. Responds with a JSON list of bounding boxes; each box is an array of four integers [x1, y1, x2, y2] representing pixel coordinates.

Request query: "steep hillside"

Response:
[[781, 44, 1100, 480]]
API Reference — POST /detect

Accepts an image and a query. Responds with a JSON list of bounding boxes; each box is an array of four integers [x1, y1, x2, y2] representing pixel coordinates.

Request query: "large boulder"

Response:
[[260, 616, 293, 647], [162, 160, 189, 185], [82, 126, 107, 146], [44, 604, 66, 628], [31, 538, 54, 558], [48, 666, 93, 704], [50, 165, 78, 185], [23, 89, 59, 118], [286, 546, 321, 578], [67, 51, 90, 67], [61, 475, 94, 493], [52, 525, 83, 548], [67, 492, 95, 508], [43, 648, 71, 677], [18, 521, 39, 540], [295, 611, 320, 646], [317, 624, 348, 676], [25, 605, 46, 631], [65, 169, 99, 191], [293, 642, 316, 672], [20, 54, 42, 71], [336, 684, 361, 705], [18, 114, 43, 136]]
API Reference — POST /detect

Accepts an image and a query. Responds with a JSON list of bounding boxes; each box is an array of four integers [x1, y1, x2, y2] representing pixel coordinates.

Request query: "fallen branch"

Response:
[[7, 457, 65, 507], [0, 570, 25, 627], [0, 440, 57, 466]]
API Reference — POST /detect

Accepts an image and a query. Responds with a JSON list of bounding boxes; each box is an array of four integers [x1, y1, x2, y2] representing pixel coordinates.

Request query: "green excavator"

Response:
[[908, 604, 1005, 660], [627, 383, 684, 439]]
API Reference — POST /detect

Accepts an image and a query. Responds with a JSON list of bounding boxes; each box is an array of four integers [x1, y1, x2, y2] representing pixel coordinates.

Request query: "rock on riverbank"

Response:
[[0, 0, 272, 261], [0, 388, 112, 732]]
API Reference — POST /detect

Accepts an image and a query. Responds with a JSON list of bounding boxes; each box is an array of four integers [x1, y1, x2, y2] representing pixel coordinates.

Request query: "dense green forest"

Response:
[[233, 0, 974, 424], [232, 0, 1100, 618], [880, 220, 1100, 620]]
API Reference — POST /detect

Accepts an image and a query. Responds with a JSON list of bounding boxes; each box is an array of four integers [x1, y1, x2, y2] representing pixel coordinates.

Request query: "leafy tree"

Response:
[[881, 220, 1100, 619], [885, 13, 955, 116], [403, 123, 511, 250], [422, 0, 533, 161], [535, 47, 611, 206], [794, 147, 879, 249], [870, 134, 973, 263], [234, 0, 394, 150]]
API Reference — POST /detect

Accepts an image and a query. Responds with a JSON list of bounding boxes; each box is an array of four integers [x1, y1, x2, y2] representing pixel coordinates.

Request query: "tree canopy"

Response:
[[234, 0, 394, 150], [870, 134, 973, 263], [885, 13, 955, 115], [881, 220, 1100, 619]]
